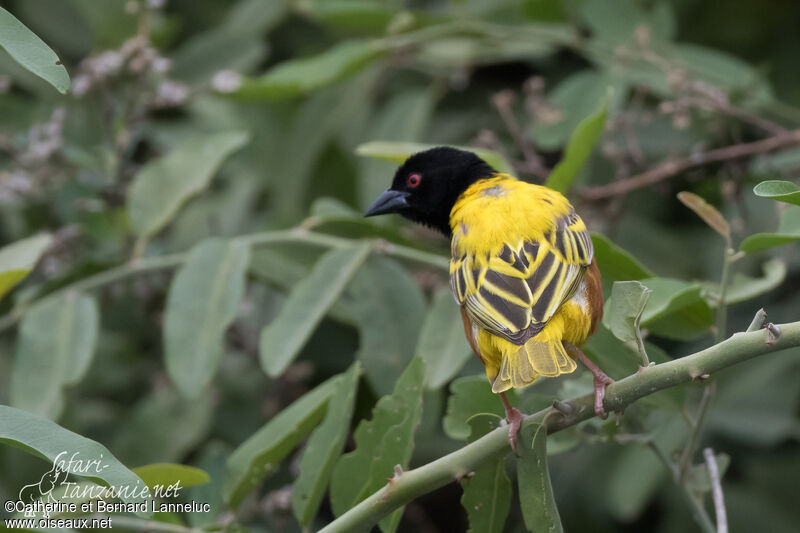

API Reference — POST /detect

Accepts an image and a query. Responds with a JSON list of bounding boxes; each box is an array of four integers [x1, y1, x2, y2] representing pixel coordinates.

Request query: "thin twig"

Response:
[[678, 382, 716, 483], [580, 129, 800, 200], [646, 442, 716, 533], [703, 448, 728, 533]]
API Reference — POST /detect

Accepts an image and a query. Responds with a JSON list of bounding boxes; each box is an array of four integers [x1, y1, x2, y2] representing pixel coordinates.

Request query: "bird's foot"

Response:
[[500, 391, 523, 455], [591, 370, 614, 419], [505, 406, 523, 455], [564, 341, 615, 419]]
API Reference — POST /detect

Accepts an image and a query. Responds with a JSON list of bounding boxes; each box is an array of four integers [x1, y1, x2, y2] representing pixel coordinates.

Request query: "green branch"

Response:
[[0, 229, 448, 334], [319, 320, 800, 533]]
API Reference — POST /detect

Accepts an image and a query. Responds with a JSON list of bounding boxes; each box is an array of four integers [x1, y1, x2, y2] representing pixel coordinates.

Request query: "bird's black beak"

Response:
[[364, 189, 410, 217]]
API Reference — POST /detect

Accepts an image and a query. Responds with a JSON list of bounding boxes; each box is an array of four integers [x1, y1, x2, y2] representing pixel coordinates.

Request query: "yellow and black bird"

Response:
[[365, 147, 610, 448]]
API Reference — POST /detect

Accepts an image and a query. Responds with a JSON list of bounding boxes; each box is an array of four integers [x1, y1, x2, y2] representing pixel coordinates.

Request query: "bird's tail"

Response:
[[491, 337, 577, 393]]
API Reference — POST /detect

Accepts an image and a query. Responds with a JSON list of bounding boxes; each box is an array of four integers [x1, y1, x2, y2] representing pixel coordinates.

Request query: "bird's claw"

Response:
[[592, 372, 614, 419]]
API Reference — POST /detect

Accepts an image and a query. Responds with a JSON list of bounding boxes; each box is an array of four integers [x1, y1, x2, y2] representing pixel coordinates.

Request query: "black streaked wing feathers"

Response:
[[451, 209, 593, 345]]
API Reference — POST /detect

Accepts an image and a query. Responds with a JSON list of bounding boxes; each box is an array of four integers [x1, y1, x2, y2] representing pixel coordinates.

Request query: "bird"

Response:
[[364, 146, 610, 450]]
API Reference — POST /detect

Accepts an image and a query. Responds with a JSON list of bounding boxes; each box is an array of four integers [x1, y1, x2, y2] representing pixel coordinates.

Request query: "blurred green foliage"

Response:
[[0, 1, 799, 532]]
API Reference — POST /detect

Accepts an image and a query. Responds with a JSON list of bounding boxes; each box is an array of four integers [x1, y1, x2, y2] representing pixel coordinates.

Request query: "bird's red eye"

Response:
[[407, 173, 422, 188]]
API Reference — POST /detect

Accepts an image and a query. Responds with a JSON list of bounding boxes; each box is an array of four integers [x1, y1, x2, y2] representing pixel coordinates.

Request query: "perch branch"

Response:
[[580, 129, 800, 200], [319, 321, 800, 533]]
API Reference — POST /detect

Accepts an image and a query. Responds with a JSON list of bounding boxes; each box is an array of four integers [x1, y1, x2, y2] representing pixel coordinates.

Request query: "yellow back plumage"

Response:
[[449, 175, 574, 259]]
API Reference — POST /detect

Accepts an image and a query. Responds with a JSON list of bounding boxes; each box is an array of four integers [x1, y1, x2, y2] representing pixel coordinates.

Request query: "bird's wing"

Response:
[[450, 209, 593, 344]]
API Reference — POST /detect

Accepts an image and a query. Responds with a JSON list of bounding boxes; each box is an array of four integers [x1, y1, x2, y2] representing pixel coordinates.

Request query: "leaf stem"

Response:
[[715, 248, 735, 343], [318, 320, 800, 533]]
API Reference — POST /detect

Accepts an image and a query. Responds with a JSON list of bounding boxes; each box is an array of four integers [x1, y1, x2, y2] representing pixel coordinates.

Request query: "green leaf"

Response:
[[740, 205, 800, 253], [753, 180, 800, 206], [11, 292, 98, 419], [637, 277, 715, 340], [686, 453, 730, 494], [583, 323, 642, 379], [703, 259, 786, 305], [165, 238, 250, 398], [602, 281, 650, 355], [348, 256, 426, 396], [260, 243, 372, 377], [0, 7, 70, 93], [0, 233, 51, 301], [443, 376, 515, 440], [223, 374, 341, 508], [231, 40, 381, 99], [132, 463, 210, 490], [292, 362, 361, 526], [590, 233, 654, 281], [330, 357, 425, 533], [517, 423, 563, 533], [0, 405, 151, 514], [127, 131, 250, 237], [461, 414, 511, 533], [417, 288, 473, 389], [640, 278, 713, 329], [545, 102, 608, 193], [677, 191, 731, 243], [355, 141, 515, 175]]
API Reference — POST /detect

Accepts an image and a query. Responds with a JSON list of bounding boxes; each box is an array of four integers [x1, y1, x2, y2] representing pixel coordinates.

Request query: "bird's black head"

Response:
[[364, 147, 496, 235]]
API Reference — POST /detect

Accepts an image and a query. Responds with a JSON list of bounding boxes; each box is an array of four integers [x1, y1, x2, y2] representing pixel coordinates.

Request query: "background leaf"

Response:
[[753, 180, 800, 206], [591, 233, 654, 282], [127, 131, 250, 237], [517, 423, 563, 533], [417, 288, 473, 389], [443, 376, 516, 440], [640, 277, 714, 337], [165, 238, 249, 398], [10, 292, 98, 419], [292, 361, 361, 526], [0, 7, 69, 93], [461, 414, 511, 533], [347, 256, 426, 396], [330, 357, 424, 533], [677, 191, 731, 243], [260, 243, 371, 377], [223, 375, 341, 508], [0, 233, 51, 301], [703, 259, 786, 304], [132, 463, 210, 489], [0, 405, 151, 513], [740, 205, 800, 253]]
